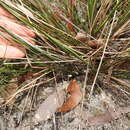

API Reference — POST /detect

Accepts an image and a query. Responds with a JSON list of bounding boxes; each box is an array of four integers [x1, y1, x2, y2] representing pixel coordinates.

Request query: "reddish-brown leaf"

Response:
[[57, 92, 82, 112], [57, 80, 82, 112], [18, 72, 34, 85], [67, 79, 80, 93], [66, 17, 75, 32]]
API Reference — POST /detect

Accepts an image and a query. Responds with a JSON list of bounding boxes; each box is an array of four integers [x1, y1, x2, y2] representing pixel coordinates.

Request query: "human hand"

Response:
[[0, 6, 35, 59]]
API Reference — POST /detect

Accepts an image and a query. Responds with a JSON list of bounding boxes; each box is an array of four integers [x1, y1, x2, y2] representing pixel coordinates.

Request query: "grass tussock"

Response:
[[0, 0, 130, 105]]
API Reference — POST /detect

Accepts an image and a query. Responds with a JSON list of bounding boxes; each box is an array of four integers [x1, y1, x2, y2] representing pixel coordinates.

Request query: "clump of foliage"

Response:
[[0, 0, 129, 96]]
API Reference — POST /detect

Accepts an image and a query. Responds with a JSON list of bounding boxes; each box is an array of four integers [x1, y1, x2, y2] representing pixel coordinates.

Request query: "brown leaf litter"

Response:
[[57, 79, 82, 112]]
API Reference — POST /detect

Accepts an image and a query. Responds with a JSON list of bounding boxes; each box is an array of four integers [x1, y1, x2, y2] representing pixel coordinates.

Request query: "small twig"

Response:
[[79, 62, 90, 129], [81, 62, 90, 110], [3, 59, 79, 65]]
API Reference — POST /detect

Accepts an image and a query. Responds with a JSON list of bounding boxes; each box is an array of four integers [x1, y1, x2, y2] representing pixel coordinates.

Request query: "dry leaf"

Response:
[[34, 89, 65, 123], [67, 79, 81, 94], [57, 92, 82, 112], [75, 32, 87, 43], [87, 40, 103, 48], [18, 72, 34, 85], [66, 17, 75, 32], [57, 80, 82, 112]]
